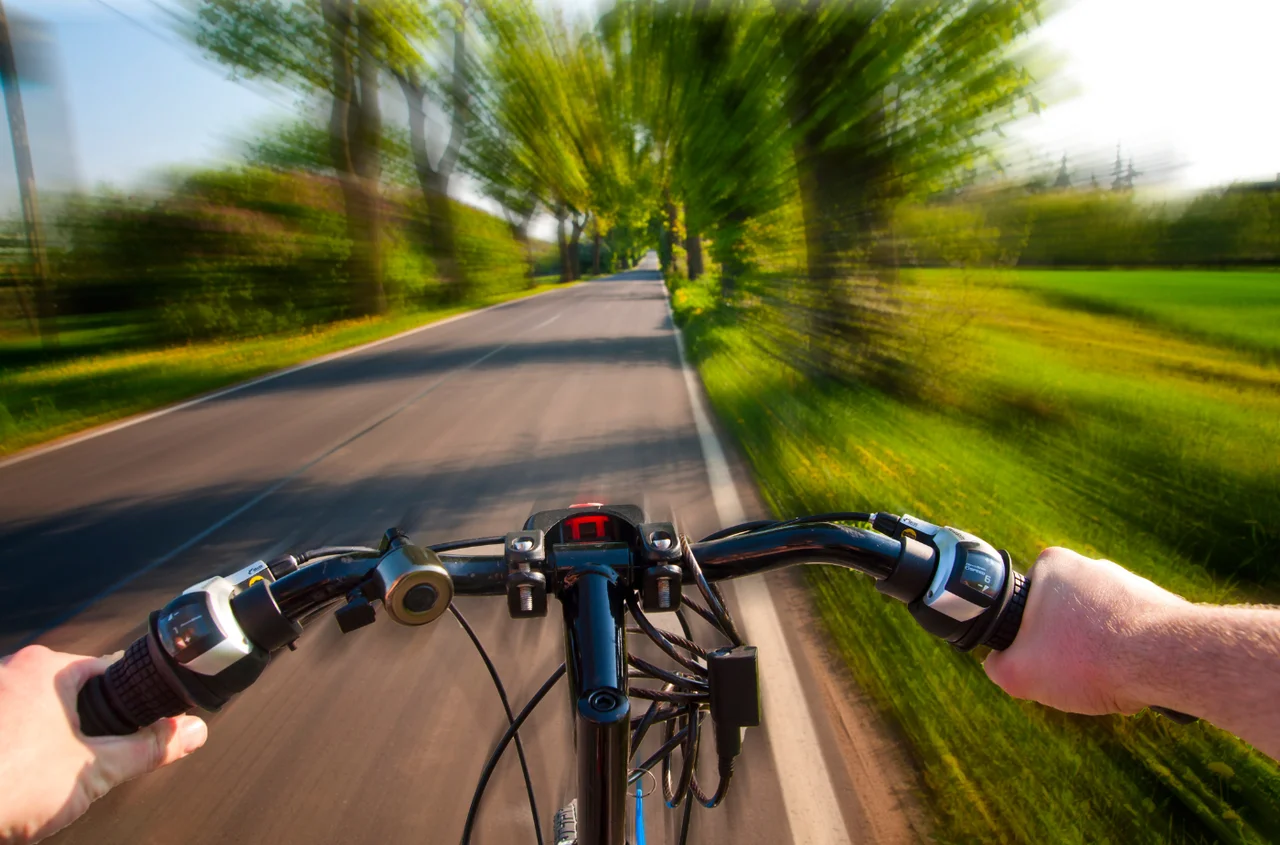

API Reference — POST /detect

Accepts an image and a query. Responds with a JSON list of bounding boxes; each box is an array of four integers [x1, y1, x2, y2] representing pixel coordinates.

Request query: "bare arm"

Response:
[[983, 547, 1280, 760]]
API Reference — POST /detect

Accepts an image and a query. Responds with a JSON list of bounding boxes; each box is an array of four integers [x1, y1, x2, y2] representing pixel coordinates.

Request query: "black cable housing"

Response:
[[460, 664, 566, 845], [449, 606, 543, 845]]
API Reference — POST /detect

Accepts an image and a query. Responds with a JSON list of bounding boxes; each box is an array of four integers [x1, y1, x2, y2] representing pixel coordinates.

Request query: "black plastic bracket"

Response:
[[507, 569, 548, 618], [707, 645, 760, 759], [637, 522, 682, 563], [641, 563, 683, 612], [335, 594, 377, 633], [505, 530, 547, 568]]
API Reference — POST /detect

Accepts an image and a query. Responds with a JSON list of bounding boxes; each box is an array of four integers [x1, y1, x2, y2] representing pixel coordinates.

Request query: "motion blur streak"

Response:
[[1, 0, 1277, 843]]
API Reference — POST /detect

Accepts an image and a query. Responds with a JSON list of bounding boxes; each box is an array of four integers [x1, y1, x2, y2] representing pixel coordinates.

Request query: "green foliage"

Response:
[[42, 164, 533, 347], [674, 265, 1280, 843], [189, 0, 331, 92], [53, 169, 351, 342], [1166, 187, 1280, 266], [244, 117, 422, 188], [188, 0, 438, 94], [901, 185, 1280, 269]]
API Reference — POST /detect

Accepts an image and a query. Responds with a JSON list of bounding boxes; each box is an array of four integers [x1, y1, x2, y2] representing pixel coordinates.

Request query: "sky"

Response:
[[1010, 0, 1280, 188], [2, 0, 1278, 215]]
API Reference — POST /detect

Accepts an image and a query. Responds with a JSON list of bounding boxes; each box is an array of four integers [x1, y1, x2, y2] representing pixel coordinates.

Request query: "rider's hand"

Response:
[[0, 645, 208, 845], [982, 547, 1189, 715]]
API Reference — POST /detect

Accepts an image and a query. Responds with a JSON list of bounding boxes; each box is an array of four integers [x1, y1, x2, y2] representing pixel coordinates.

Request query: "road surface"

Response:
[[0, 265, 924, 844]]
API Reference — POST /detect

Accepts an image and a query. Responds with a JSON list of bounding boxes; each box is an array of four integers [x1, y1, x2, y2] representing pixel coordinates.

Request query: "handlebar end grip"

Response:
[[77, 634, 190, 737], [982, 570, 1028, 652]]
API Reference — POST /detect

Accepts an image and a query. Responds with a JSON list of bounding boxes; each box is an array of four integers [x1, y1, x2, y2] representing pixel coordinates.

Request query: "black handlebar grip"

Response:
[[77, 633, 190, 737], [981, 569, 1028, 651]]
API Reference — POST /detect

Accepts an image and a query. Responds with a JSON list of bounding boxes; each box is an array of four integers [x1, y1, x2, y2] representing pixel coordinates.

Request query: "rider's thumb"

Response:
[[91, 715, 208, 787], [982, 649, 1011, 690]]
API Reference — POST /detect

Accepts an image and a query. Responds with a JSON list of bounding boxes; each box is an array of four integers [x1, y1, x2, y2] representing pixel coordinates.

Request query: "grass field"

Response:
[[0, 282, 569, 457], [1001, 268, 1280, 359], [672, 267, 1280, 843]]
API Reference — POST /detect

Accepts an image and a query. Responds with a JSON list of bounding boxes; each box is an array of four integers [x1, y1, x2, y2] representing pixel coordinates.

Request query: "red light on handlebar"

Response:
[[565, 515, 610, 541]]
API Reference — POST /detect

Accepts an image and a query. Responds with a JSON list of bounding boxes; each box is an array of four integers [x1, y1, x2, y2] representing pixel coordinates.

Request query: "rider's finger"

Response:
[[90, 715, 208, 786]]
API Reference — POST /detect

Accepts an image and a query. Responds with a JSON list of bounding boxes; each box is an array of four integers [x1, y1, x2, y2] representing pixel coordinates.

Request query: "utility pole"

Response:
[[0, 1, 56, 347]]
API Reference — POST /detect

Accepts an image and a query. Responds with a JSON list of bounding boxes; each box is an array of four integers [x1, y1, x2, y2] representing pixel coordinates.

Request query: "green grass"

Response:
[[672, 268, 1280, 843], [990, 268, 1280, 359], [0, 282, 570, 456]]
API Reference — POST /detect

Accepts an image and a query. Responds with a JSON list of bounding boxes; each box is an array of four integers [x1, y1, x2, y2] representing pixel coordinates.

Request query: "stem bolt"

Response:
[[657, 577, 672, 609]]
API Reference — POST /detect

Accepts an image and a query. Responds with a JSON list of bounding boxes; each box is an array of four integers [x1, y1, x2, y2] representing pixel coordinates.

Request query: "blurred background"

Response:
[[1, 0, 1277, 842]]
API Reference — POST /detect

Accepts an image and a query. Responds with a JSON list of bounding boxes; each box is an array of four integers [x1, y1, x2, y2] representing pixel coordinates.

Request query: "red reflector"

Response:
[[565, 515, 609, 541]]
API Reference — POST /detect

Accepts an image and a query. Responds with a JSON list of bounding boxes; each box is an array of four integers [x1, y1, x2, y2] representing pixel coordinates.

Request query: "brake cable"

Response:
[[460, 664, 567, 845], [448, 605, 544, 845]]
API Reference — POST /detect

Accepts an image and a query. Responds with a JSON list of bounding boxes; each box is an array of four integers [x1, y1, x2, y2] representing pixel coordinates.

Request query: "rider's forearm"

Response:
[[1121, 603, 1280, 758]]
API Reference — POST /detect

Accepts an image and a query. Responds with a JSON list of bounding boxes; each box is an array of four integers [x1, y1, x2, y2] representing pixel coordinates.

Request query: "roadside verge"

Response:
[[0, 282, 575, 466]]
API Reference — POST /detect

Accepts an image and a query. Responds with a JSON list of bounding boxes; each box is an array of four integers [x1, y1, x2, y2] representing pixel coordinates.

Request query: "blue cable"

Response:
[[635, 781, 647, 845]]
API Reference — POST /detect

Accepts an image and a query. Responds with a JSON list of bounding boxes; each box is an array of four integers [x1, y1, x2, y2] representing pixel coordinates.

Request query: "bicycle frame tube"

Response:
[[560, 562, 630, 845]]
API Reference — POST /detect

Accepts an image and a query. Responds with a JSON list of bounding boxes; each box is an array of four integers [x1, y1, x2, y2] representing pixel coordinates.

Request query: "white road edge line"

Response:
[[0, 285, 575, 471], [664, 292, 853, 845]]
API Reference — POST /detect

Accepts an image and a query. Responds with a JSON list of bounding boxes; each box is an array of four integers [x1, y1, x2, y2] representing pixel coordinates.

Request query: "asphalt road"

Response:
[[1, 265, 921, 844]]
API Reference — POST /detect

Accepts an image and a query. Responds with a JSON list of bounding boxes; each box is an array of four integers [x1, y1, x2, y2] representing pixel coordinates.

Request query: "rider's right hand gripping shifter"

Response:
[[870, 512, 1197, 724], [871, 513, 1028, 653]]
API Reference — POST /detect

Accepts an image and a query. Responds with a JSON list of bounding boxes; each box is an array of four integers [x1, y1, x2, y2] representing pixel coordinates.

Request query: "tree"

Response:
[[475, 0, 650, 282], [191, 0, 388, 314], [778, 0, 1045, 379], [1125, 156, 1141, 191], [473, 0, 587, 281], [191, 0, 474, 308], [619, 0, 790, 293], [387, 0, 471, 299], [0, 3, 56, 345], [462, 85, 540, 277], [1053, 153, 1071, 189]]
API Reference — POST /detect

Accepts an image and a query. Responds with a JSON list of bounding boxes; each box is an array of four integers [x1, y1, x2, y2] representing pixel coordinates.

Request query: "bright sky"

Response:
[[1012, 0, 1280, 188], [2, 0, 1278, 210]]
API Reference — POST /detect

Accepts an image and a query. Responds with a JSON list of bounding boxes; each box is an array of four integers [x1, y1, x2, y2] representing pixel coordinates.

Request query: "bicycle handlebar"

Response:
[[76, 512, 1029, 739]]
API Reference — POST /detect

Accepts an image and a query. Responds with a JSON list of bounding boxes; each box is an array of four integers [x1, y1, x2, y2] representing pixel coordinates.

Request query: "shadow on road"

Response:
[[591, 269, 663, 283], [0, 428, 705, 649]]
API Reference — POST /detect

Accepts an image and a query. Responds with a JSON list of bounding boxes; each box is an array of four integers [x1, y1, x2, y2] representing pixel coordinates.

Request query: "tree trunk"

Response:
[[423, 168, 465, 300], [567, 214, 588, 281], [568, 221, 583, 281], [352, 2, 385, 314], [397, 75, 467, 301], [507, 216, 534, 285], [555, 209, 569, 283], [592, 228, 601, 274], [783, 7, 893, 377], [711, 210, 747, 300], [662, 196, 681, 278], [394, 11, 469, 302], [0, 3, 56, 346], [323, 0, 383, 316], [684, 206, 703, 281]]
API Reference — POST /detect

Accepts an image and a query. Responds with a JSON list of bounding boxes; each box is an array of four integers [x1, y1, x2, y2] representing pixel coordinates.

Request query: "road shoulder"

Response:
[[665, 277, 929, 843]]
